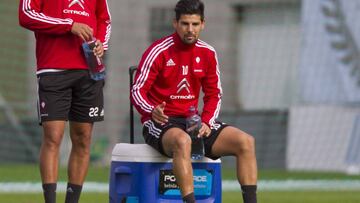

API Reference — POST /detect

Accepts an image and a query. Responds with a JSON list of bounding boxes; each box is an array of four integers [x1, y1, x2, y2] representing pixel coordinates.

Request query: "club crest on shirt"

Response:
[[196, 57, 201, 63]]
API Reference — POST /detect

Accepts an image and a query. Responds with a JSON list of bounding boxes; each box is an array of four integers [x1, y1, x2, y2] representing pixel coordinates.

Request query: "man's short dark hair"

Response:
[[175, 0, 205, 21]]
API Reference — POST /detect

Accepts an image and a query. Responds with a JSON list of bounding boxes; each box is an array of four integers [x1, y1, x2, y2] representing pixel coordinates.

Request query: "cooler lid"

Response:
[[111, 143, 221, 163]]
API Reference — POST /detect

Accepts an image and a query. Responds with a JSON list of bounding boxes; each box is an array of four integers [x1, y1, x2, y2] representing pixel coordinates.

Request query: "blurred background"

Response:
[[1, 0, 360, 175]]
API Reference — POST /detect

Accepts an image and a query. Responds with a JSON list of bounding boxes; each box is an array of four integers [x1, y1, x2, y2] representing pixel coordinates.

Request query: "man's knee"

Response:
[[42, 122, 65, 149], [71, 130, 92, 152], [171, 133, 192, 156], [236, 132, 256, 154], [43, 132, 63, 150]]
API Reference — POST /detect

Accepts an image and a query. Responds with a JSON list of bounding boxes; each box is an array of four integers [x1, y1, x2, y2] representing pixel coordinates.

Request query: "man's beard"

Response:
[[182, 34, 197, 44]]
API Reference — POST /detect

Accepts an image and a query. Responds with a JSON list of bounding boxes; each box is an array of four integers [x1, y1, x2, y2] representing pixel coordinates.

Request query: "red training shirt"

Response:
[[131, 33, 223, 128], [18, 0, 111, 72]]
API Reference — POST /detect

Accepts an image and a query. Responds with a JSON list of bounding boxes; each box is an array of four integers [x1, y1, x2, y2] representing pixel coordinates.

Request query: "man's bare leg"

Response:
[[162, 128, 195, 202], [40, 121, 66, 203], [211, 126, 258, 203], [65, 121, 93, 203]]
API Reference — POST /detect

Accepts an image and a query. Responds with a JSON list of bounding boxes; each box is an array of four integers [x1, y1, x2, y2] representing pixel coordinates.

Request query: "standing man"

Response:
[[19, 0, 111, 202], [131, 0, 257, 202]]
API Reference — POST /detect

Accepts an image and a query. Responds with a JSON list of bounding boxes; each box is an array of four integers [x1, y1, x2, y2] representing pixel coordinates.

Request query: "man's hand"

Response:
[[71, 22, 93, 41], [93, 40, 104, 58], [152, 102, 168, 125], [198, 122, 211, 138]]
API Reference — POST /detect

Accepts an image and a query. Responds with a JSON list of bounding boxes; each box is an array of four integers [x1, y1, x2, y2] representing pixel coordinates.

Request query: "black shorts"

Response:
[[142, 117, 228, 160], [37, 70, 104, 124]]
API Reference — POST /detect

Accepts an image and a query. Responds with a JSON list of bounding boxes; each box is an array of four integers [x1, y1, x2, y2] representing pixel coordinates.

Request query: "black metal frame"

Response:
[[129, 66, 137, 144]]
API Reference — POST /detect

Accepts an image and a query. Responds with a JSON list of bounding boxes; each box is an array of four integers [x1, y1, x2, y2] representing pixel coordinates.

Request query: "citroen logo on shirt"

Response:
[[64, 0, 89, 16], [170, 78, 195, 100], [177, 78, 190, 93], [69, 0, 85, 9]]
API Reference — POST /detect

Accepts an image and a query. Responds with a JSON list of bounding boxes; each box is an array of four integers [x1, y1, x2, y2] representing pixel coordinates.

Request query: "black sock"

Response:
[[65, 183, 83, 203], [241, 185, 257, 203], [42, 183, 57, 203], [182, 192, 196, 203]]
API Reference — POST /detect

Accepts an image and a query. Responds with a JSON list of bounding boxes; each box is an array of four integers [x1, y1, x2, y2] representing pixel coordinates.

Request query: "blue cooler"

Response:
[[109, 143, 222, 203]]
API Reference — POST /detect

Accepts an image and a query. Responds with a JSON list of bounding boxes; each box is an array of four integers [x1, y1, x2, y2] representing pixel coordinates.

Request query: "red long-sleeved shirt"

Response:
[[131, 33, 223, 128], [18, 0, 111, 72]]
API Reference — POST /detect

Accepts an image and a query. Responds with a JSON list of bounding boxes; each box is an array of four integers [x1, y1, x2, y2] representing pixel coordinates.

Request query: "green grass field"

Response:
[[1, 191, 360, 203], [1, 164, 360, 203]]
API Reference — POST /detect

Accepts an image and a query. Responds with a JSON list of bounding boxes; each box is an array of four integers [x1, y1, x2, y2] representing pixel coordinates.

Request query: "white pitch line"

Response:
[[0, 182, 108, 193], [1, 180, 360, 193], [224, 180, 360, 191]]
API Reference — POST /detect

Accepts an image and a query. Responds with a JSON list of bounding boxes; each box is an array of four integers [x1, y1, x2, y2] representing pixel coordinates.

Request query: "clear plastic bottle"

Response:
[[186, 106, 204, 160], [82, 38, 106, 81]]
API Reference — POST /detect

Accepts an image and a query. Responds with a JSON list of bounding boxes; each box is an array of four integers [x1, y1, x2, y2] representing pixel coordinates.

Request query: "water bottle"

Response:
[[82, 38, 106, 81], [186, 106, 204, 160]]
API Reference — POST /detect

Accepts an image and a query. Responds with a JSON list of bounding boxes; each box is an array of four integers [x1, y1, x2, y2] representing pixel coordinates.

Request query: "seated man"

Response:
[[131, 0, 257, 202]]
